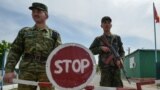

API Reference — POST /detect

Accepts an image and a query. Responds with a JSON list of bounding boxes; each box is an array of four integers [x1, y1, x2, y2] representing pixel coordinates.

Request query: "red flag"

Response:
[[153, 3, 159, 23]]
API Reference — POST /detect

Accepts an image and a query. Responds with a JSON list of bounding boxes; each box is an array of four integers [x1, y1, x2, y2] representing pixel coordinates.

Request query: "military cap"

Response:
[[29, 2, 48, 12], [101, 16, 112, 23]]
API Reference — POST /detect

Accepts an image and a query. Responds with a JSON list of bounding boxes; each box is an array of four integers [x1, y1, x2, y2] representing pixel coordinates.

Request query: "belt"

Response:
[[24, 53, 48, 63]]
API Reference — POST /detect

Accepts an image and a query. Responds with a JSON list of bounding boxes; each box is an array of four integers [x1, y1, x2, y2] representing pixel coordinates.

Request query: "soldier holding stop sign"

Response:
[[4, 2, 61, 90]]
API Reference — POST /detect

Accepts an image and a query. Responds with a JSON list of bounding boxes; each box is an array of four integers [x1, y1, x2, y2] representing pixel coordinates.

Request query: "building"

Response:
[[124, 49, 160, 79]]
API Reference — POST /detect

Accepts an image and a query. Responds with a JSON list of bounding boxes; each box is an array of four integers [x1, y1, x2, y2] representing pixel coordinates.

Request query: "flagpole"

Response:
[[153, 3, 158, 63], [153, 3, 159, 79]]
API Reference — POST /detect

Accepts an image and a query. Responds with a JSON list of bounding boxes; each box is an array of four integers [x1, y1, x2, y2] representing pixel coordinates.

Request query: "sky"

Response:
[[0, 0, 160, 56]]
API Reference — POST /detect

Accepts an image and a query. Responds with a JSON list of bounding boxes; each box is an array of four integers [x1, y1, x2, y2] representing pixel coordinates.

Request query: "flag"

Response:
[[153, 3, 159, 23]]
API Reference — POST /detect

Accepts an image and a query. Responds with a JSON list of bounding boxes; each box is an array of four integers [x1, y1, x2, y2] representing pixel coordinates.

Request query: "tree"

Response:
[[0, 40, 11, 69]]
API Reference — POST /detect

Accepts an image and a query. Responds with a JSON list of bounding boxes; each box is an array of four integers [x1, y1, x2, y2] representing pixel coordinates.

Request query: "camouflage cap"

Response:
[[29, 2, 48, 12], [101, 16, 112, 23]]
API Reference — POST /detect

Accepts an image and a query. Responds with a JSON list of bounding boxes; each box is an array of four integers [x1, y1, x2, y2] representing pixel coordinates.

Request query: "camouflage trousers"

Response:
[[100, 66, 123, 87], [18, 70, 54, 90]]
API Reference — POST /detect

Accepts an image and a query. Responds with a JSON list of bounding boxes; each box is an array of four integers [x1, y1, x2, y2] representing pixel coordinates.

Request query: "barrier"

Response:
[[12, 78, 160, 90], [135, 78, 160, 90], [12, 79, 136, 90], [155, 80, 160, 84], [12, 79, 52, 90], [2, 84, 17, 90], [84, 78, 160, 90], [136, 80, 155, 90], [84, 85, 136, 90]]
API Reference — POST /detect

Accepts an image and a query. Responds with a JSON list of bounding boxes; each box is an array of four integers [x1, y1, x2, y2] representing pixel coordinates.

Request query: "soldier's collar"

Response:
[[32, 25, 49, 32], [103, 33, 113, 37]]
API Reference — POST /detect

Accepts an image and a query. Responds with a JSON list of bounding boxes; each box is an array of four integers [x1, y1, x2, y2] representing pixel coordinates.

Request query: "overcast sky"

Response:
[[1, 0, 160, 55]]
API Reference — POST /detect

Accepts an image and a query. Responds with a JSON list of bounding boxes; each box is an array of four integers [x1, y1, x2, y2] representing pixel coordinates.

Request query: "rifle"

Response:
[[100, 35, 131, 84]]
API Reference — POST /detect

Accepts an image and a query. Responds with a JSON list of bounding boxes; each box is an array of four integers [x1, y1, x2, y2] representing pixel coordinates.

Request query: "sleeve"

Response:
[[5, 29, 25, 73], [89, 37, 103, 55], [117, 36, 125, 59]]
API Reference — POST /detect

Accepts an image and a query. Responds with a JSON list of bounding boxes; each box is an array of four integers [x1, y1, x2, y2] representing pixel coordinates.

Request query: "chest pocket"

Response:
[[24, 31, 35, 48], [43, 32, 55, 50]]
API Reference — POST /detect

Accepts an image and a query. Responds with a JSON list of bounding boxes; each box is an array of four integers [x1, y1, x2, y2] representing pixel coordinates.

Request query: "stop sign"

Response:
[[46, 43, 96, 90]]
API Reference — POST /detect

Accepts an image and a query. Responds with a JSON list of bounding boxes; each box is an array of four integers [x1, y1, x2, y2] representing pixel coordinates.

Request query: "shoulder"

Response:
[[112, 34, 122, 41], [112, 34, 120, 38], [20, 27, 32, 31], [19, 27, 32, 33], [48, 28, 60, 39], [92, 35, 103, 43], [17, 27, 32, 35], [51, 29, 60, 35], [112, 34, 123, 45], [95, 35, 103, 40]]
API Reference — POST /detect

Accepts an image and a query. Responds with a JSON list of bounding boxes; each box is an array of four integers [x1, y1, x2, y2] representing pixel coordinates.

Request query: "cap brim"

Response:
[[29, 6, 45, 11]]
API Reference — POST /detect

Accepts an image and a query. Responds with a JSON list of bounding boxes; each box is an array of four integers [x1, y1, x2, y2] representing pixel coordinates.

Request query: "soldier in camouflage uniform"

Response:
[[4, 2, 61, 90], [89, 16, 125, 87]]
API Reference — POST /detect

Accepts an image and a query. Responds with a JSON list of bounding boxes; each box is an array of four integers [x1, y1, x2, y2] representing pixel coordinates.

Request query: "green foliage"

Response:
[[0, 40, 11, 51], [0, 40, 11, 69]]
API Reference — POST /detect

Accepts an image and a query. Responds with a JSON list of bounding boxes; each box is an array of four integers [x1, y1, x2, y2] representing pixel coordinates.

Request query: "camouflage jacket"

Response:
[[5, 26, 62, 73], [89, 34, 125, 68]]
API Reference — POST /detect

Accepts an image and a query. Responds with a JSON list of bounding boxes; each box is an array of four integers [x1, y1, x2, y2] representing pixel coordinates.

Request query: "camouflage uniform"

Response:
[[5, 26, 61, 90], [89, 34, 125, 87]]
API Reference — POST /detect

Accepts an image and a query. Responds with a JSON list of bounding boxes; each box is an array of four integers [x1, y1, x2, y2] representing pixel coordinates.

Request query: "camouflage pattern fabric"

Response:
[[5, 26, 61, 90], [89, 34, 125, 87], [100, 66, 123, 87]]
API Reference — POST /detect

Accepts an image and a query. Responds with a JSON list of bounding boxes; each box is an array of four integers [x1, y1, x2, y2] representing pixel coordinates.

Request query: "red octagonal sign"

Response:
[[46, 43, 96, 90]]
